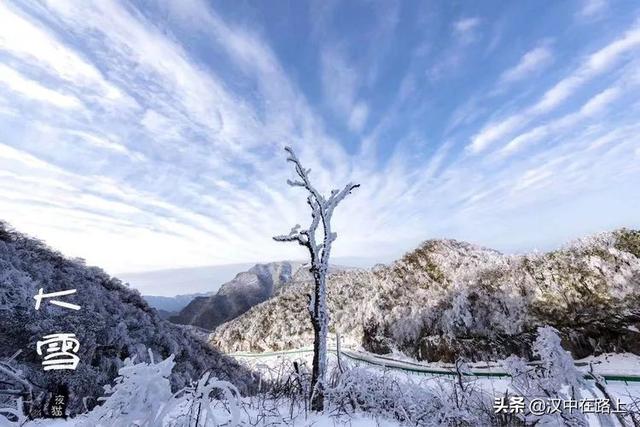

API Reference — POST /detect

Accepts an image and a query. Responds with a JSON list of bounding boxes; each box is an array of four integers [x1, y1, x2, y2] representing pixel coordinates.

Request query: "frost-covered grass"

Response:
[[231, 327, 640, 426]]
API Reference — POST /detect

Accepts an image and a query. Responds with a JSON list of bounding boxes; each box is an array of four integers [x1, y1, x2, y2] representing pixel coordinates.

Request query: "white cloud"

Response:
[[348, 102, 369, 132], [533, 26, 640, 115], [498, 126, 548, 157], [579, 0, 607, 18], [0, 1, 638, 285], [0, 0, 361, 273], [453, 17, 481, 43], [512, 166, 553, 193], [417, 139, 455, 182], [498, 84, 625, 157], [140, 110, 184, 140], [0, 144, 265, 271], [42, 0, 243, 141], [468, 23, 640, 154], [66, 129, 141, 158], [426, 50, 463, 82], [0, 64, 81, 108], [579, 87, 620, 116], [500, 45, 553, 83], [531, 75, 583, 115], [587, 125, 639, 150], [468, 116, 525, 154], [321, 48, 360, 120], [0, 2, 126, 102], [164, 0, 343, 158], [0, 142, 65, 173], [587, 26, 640, 71]]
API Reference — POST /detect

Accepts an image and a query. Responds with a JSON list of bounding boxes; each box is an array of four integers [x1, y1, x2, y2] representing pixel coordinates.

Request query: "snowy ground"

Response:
[[231, 348, 640, 426], [24, 401, 404, 427], [8, 348, 640, 426]]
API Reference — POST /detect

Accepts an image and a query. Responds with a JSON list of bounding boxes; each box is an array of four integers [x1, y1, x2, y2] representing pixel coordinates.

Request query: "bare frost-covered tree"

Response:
[[273, 146, 359, 411]]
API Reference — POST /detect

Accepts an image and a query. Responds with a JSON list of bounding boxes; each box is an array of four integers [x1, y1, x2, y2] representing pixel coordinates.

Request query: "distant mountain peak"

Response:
[[170, 261, 310, 330]]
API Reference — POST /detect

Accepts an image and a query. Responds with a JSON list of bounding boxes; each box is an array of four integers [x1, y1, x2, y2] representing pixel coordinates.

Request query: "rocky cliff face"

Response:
[[170, 262, 308, 330], [211, 229, 640, 362], [0, 221, 253, 415]]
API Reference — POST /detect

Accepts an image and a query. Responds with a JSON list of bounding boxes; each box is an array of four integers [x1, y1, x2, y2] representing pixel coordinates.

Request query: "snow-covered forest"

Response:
[[213, 229, 640, 361], [0, 221, 254, 421]]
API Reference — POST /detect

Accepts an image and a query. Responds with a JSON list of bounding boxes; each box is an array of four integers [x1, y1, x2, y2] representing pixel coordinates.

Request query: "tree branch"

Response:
[[273, 224, 309, 247]]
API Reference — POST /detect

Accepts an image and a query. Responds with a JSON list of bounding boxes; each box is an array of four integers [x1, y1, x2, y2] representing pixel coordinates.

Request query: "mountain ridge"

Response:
[[169, 261, 307, 330], [211, 229, 640, 362]]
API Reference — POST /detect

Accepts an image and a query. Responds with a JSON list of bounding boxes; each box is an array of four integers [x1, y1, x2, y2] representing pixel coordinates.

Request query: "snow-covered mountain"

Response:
[[169, 262, 308, 330], [211, 229, 640, 362], [0, 221, 253, 415]]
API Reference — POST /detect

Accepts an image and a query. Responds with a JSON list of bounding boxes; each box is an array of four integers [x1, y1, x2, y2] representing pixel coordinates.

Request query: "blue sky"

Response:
[[0, 0, 639, 276]]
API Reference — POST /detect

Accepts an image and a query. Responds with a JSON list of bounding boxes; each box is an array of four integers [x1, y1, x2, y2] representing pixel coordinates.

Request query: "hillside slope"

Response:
[[0, 221, 253, 415], [211, 229, 640, 362]]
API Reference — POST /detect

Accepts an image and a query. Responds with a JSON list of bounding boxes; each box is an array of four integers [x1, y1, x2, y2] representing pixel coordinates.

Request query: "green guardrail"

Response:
[[230, 348, 640, 384]]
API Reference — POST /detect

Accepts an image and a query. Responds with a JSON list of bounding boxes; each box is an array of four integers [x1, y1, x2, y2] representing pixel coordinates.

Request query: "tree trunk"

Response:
[[309, 270, 328, 411]]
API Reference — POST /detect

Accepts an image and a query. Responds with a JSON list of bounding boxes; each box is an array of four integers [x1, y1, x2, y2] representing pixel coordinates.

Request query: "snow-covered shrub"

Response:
[[327, 364, 460, 425], [502, 326, 588, 426], [28, 348, 243, 426], [434, 358, 495, 426], [152, 371, 241, 427], [81, 349, 174, 426], [0, 398, 25, 427], [0, 360, 31, 426]]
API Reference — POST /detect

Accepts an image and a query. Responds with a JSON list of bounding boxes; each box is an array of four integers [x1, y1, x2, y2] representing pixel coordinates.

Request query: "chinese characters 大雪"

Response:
[[33, 287, 81, 371]]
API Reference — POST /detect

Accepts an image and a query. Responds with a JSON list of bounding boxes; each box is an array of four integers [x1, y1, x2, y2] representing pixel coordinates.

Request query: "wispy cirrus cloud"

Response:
[[498, 85, 624, 157], [499, 44, 554, 84], [532, 25, 640, 114], [0, 2, 125, 103], [0, 0, 638, 290], [578, 0, 607, 19], [453, 17, 481, 44], [468, 22, 640, 154], [320, 47, 369, 133], [0, 64, 81, 108]]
